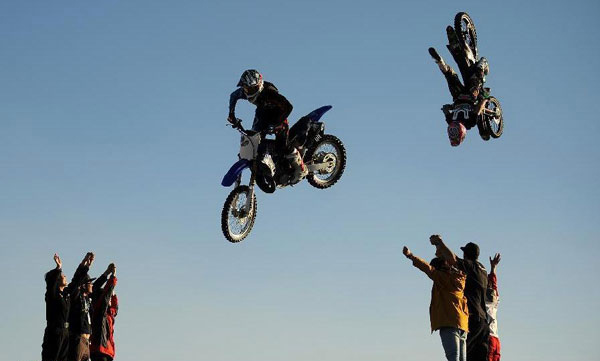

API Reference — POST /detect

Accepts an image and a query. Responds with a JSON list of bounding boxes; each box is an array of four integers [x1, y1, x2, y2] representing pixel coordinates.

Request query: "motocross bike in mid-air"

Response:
[[220, 105, 346, 243], [445, 12, 504, 140]]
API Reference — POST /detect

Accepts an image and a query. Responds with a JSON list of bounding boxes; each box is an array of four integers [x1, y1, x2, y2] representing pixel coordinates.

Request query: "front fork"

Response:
[[243, 161, 257, 213]]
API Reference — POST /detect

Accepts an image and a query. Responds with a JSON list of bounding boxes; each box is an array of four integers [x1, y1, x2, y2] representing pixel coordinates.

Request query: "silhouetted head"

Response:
[[460, 242, 480, 261], [45, 269, 67, 289], [430, 257, 448, 271], [81, 274, 96, 295]]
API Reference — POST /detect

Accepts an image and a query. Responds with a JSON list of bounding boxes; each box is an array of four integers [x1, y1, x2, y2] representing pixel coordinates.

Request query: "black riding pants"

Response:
[[252, 118, 293, 154]]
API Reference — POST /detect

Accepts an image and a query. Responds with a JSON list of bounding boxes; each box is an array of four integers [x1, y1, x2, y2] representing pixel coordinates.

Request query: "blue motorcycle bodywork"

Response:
[[221, 159, 250, 187]]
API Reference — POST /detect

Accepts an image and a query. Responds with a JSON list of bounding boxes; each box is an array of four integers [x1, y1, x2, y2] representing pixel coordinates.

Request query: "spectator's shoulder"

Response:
[[455, 257, 467, 270], [476, 261, 487, 273]]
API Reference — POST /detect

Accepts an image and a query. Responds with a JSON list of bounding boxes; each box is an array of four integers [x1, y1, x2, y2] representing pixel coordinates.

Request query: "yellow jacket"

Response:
[[411, 256, 469, 333]]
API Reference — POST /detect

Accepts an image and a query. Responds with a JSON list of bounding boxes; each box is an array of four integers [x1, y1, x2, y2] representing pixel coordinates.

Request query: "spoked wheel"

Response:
[[476, 117, 490, 141], [305, 134, 346, 189], [484, 96, 504, 138], [221, 185, 257, 243], [454, 12, 478, 60]]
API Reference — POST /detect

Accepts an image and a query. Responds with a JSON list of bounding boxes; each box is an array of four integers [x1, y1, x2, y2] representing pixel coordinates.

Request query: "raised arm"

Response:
[[488, 253, 500, 295], [109, 264, 118, 315], [68, 252, 94, 293], [97, 274, 118, 317], [403, 247, 434, 278], [93, 263, 114, 299], [109, 294, 119, 317], [228, 88, 246, 122], [45, 254, 63, 300], [489, 253, 501, 275], [430, 235, 457, 266]]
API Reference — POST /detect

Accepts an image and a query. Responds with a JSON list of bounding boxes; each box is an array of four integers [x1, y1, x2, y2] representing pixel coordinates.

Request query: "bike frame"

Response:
[[221, 104, 333, 197]]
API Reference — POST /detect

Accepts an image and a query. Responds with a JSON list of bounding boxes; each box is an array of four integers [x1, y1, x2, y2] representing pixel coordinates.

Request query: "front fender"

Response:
[[221, 159, 250, 187]]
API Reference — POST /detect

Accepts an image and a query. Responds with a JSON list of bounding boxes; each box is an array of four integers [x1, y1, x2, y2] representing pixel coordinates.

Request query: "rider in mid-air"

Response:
[[228, 69, 307, 184], [428, 25, 490, 146]]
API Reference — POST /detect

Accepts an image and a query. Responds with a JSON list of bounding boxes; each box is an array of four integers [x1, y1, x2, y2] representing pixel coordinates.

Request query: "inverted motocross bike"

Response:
[[446, 12, 504, 140], [220, 105, 346, 243]]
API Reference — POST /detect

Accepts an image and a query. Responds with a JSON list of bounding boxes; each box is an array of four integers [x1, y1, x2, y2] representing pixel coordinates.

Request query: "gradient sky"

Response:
[[1, 0, 599, 360]]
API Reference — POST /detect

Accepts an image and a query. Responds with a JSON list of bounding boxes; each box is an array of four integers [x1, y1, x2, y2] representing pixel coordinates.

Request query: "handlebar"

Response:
[[228, 118, 275, 136], [228, 118, 246, 133]]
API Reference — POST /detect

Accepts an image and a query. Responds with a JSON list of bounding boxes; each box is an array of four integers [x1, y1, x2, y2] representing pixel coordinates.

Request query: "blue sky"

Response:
[[1, 0, 599, 360]]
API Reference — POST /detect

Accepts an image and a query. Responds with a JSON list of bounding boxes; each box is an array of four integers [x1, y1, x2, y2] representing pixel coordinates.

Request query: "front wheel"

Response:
[[221, 185, 257, 243], [454, 12, 478, 60], [484, 97, 504, 138], [476, 117, 490, 141], [305, 134, 346, 189]]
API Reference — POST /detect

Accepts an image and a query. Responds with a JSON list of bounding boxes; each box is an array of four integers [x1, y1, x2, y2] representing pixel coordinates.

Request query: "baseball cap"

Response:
[[460, 242, 480, 260]]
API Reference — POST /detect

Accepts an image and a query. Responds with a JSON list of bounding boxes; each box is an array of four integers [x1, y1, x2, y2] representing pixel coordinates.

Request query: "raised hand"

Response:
[[429, 234, 442, 246], [82, 252, 95, 267], [403, 246, 413, 259], [53, 253, 62, 269], [490, 253, 501, 267]]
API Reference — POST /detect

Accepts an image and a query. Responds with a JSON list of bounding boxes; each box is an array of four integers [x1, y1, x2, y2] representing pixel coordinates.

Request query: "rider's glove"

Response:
[[228, 114, 241, 129], [227, 113, 236, 124]]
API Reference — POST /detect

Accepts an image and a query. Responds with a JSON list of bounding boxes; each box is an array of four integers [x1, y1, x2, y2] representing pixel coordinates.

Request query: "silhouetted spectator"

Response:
[[403, 243, 469, 361], [90, 263, 118, 361], [430, 235, 489, 361], [68, 252, 97, 361], [486, 253, 501, 361], [42, 253, 93, 361]]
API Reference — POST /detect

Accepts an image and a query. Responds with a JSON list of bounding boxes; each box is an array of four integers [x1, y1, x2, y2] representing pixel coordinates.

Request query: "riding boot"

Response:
[[428, 47, 450, 73], [446, 26, 461, 52], [286, 148, 308, 184]]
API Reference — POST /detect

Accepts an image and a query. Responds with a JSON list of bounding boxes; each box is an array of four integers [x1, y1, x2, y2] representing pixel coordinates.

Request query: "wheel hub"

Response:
[[315, 152, 337, 174]]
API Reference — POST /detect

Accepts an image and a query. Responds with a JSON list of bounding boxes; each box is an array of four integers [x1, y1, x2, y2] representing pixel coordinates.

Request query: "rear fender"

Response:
[[307, 105, 333, 122], [290, 105, 332, 148], [221, 159, 250, 187]]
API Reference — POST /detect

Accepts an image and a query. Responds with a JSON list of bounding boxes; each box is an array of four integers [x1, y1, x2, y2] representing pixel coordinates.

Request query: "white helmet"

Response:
[[237, 69, 264, 101]]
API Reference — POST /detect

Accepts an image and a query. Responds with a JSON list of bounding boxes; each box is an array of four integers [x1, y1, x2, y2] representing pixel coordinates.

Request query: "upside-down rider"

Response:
[[428, 25, 490, 146], [228, 69, 308, 184]]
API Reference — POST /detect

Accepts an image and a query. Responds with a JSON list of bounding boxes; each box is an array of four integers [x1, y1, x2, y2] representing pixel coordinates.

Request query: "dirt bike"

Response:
[[220, 105, 346, 243], [445, 12, 504, 140]]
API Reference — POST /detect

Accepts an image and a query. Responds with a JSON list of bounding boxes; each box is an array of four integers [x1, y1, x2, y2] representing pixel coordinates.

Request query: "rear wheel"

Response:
[[306, 134, 346, 189], [485, 97, 504, 138], [221, 185, 257, 243], [454, 12, 478, 60]]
